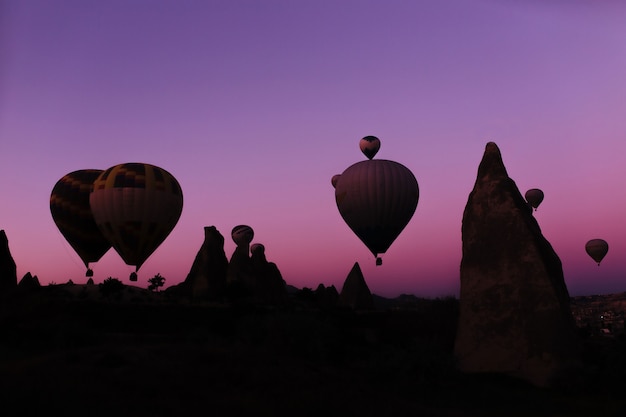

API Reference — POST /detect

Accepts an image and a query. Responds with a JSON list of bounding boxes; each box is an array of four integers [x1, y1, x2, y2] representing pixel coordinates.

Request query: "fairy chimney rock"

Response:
[[455, 142, 581, 388], [227, 245, 254, 291], [250, 244, 287, 304], [315, 283, 339, 308], [183, 226, 228, 299], [0, 230, 17, 293], [18, 272, 41, 291], [339, 262, 374, 310]]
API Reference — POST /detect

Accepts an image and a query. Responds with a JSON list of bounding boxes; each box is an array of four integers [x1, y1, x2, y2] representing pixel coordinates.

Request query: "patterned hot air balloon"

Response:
[[335, 136, 419, 265], [585, 239, 608, 266], [359, 136, 381, 160], [89, 163, 183, 281], [525, 188, 544, 211], [50, 169, 112, 276]]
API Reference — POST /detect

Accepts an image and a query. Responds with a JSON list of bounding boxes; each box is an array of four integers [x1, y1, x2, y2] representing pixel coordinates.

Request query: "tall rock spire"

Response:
[[454, 142, 581, 388]]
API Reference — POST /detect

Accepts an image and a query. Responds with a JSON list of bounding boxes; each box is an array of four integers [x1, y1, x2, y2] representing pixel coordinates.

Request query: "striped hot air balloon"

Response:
[[50, 169, 112, 276], [89, 163, 183, 280], [335, 137, 419, 265]]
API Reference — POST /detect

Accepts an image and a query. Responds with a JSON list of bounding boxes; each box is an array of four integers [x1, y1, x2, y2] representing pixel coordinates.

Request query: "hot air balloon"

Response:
[[50, 170, 112, 277], [331, 174, 341, 188], [232, 225, 254, 247], [89, 163, 183, 281], [359, 136, 381, 160], [585, 239, 608, 266], [335, 136, 419, 265], [525, 188, 544, 211]]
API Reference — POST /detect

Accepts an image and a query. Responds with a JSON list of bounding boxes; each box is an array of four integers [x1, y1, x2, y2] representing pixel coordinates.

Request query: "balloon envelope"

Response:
[[335, 159, 418, 257], [232, 225, 254, 246], [585, 239, 608, 265], [89, 163, 183, 271], [359, 136, 381, 160], [525, 188, 544, 210], [50, 169, 111, 269]]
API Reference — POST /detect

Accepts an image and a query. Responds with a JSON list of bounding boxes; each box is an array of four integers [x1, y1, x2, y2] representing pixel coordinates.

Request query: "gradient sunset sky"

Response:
[[1, 0, 625, 298]]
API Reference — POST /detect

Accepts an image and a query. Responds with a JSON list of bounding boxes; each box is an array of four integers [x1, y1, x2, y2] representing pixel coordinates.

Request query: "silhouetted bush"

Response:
[[98, 277, 124, 297]]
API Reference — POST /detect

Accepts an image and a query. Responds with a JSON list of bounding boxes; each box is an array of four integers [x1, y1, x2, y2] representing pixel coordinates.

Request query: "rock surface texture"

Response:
[[339, 262, 374, 310], [454, 142, 581, 388], [0, 230, 17, 293]]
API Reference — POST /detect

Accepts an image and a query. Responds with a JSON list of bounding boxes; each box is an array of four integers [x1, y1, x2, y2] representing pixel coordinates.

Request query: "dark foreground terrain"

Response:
[[1, 284, 626, 417]]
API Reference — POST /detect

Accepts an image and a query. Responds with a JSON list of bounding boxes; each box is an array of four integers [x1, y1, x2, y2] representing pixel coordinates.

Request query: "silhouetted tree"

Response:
[[148, 273, 166, 292]]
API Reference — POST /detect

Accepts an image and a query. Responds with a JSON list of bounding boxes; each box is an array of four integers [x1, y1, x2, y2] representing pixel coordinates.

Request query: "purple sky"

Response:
[[1, 0, 625, 298]]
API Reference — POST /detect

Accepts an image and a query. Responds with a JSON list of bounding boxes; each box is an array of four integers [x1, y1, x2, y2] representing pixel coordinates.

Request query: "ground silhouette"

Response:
[[1, 283, 625, 417]]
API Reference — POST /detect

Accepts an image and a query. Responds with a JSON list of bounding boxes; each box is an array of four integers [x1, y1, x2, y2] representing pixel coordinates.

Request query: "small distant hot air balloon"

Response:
[[359, 136, 381, 160], [89, 163, 183, 281], [335, 136, 419, 265], [585, 239, 608, 266], [50, 169, 112, 277], [525, 189, 544, 211], [331, 174, 341, 189], [232, 225, 254, 247]]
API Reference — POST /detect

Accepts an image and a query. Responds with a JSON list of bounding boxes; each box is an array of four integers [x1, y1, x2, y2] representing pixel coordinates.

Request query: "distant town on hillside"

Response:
[[571, 292, 626, 337]]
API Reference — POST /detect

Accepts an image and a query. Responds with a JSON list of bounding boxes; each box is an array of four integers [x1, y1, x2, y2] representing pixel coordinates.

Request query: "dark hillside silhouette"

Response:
[[1, 281, 626, 417]]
